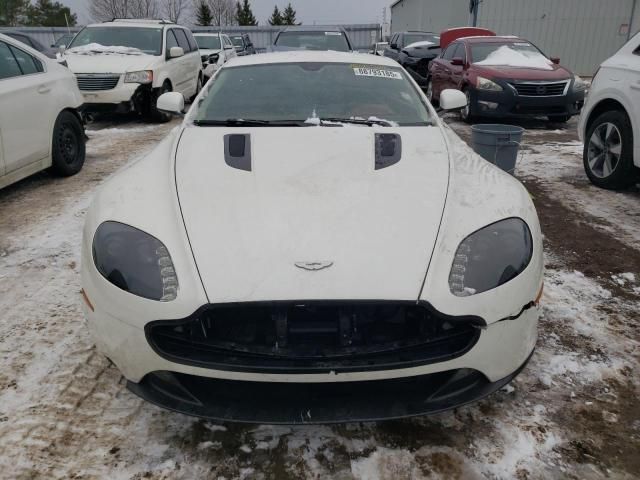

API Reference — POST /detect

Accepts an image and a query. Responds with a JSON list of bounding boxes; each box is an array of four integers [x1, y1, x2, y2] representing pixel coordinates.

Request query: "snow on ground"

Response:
[[0, 117, 639, 479]]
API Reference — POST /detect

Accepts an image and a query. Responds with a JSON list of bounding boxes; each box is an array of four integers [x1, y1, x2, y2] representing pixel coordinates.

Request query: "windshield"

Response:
[[67, 26, 162, 55], [231, 36, 244, 47], [471, 42, 552, 69], [195, 35, 222, 50], [404, 34, 439, 46], [194, 62, 431, 126], [275, 31, 350, 52]]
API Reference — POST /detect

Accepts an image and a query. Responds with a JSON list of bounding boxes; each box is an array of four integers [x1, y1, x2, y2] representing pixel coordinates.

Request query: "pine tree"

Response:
[[236, 0, 257, 26], [282, 2, 297, 25], [195, 0, 212, 26], [267, 5, 282, 26], [24, 0, 77, 26], [0, 0, 30, 26]]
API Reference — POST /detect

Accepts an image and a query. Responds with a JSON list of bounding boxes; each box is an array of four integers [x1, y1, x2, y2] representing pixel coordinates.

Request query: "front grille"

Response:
[[146, 302, 482, 373], [76, 74, 120, 91], [510, 81, 568, 97]]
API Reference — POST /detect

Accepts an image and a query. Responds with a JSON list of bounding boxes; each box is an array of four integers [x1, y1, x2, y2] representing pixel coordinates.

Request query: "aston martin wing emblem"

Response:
[[294, 261, 334, 271]]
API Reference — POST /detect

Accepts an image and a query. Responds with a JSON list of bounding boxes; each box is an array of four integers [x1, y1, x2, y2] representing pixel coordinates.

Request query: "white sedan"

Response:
[[0, 33, 85, 190], [579, 31, 640, 189], [80, 51, 544, 424]]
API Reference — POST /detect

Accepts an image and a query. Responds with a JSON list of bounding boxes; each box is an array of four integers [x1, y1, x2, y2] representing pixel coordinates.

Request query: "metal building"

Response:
[[390, 0, 640, 75]]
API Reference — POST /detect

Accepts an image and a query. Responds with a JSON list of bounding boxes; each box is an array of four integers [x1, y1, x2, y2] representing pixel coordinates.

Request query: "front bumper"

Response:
[[470, 83, 585, 118], [128, 349, 534, 424]]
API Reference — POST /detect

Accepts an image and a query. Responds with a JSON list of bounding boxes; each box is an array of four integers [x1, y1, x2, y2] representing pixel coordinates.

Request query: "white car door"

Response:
[[171, 29, 194, 95], [0, 39, 52, 175]]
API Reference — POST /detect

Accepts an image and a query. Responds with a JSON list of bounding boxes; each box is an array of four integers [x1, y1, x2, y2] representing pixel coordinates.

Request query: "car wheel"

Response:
[[148, 82, 172, 123], [190, 74, 203, 102], [51, 111, 86, 177], [460, 89, 474, 123], [583, 110, 636, 190], [547, 115, 571, 123]]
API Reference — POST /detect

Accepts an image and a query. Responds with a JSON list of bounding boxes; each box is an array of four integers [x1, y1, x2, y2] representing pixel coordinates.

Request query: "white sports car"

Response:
[[81, 51, 544, 424]]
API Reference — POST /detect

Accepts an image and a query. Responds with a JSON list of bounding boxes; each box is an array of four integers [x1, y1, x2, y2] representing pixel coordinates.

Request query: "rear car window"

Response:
[[0, 41, 23, 79], [275, 31, 350, 52]]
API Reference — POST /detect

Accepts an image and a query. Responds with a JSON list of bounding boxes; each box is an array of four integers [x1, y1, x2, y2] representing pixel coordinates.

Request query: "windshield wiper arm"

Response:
[[193, 119, 311, 127], [318, 117, 396, 127]]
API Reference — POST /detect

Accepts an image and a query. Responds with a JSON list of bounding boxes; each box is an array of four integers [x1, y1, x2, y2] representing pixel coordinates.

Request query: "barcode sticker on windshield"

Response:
[[353, 66, 402, 80]]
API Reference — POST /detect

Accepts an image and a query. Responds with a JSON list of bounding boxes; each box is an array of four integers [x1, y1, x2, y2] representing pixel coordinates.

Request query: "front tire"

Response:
[[460, 89, 474, 123], [51, 111, 86, 177], [583, 110, 636, 190], [147, 82, 172, 123]]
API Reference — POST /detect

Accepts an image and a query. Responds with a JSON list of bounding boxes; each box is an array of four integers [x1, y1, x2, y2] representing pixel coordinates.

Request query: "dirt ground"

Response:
[[0, 112, 639, 480]]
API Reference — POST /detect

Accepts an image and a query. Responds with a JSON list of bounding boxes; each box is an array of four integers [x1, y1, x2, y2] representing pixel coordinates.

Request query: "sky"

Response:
[[63, 0, 394, 26]]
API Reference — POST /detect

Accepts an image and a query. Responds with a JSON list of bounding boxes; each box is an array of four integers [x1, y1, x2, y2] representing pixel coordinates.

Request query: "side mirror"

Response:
[[439, 89, 467, 110], [451, 57, 464, 66], [157, 92, 185, 115], [169, 46, 184, 58], [390, 43, 398, 50], [550, 56, 560, 64]]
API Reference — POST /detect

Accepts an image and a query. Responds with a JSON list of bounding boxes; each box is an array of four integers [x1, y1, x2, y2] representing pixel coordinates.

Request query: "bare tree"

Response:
[[208, 0, 234, 26], [129, 0, 159, 18], [162, 0, 187, 22], [90, 0, 161, 21]]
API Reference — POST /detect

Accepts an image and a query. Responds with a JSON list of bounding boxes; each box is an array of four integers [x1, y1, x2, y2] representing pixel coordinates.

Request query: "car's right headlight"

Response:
[[92, 221, 178, 301], [449, 218, 533, 297], [124, 70, 153, 84], [476, 76, 503, 91]]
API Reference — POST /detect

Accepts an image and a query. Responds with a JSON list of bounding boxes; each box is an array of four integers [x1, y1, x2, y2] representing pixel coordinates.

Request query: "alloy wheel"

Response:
[[587, 122, 622, 178]]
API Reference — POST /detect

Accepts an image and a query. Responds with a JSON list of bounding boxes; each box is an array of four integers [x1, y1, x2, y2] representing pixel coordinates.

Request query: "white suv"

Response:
[[193, 33, 237, 80], [63, 19, 203, 122], [579, 31, 640, 189]]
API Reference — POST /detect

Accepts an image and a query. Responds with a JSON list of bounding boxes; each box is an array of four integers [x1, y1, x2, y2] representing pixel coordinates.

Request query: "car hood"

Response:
[[469, 63, 572, 80], [199, 48, 222, 56], [175, 126, 450, 302], [403, 44, 441, 59], [63, 52, 156, 74]]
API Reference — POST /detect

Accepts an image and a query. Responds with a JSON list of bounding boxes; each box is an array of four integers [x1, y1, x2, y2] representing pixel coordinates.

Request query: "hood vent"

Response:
[[375, 133, 402, 170], [224, 134, 251, 171]]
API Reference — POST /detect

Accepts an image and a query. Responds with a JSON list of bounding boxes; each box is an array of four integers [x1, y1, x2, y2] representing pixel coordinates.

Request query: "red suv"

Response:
[[428, 34, 586, 123]]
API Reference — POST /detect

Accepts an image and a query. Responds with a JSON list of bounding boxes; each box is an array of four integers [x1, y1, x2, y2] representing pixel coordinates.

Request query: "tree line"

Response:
[[195, 0, 299, 27], [0, 0, 77, 26]]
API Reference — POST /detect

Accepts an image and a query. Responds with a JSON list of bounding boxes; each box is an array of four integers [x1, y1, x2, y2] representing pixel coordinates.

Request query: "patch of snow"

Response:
[[475, 45, 554, 70], [405, 40, 436, 49], [66, 43, 144, 55]]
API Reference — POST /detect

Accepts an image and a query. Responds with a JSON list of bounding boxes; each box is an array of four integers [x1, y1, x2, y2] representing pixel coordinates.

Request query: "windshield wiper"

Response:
[[193, 119, 311, 127], [317, 117, 396, 127]]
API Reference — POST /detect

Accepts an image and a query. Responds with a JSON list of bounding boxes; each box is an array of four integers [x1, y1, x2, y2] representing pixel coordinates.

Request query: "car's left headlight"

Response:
[[124, 70, 153, 84], [92, 221, 178, 301], [573, 74, 586, 91], [476, 76, 503, 91], [449, 218, 533, 297]]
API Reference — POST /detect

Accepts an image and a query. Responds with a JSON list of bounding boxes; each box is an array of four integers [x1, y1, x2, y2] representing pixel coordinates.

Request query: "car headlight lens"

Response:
[[449, 218, 533, 297], [476, 76, 503, 91], [92, 222, 178, 301], [573, 74, 586, 91], [124, 70, 153, 84]]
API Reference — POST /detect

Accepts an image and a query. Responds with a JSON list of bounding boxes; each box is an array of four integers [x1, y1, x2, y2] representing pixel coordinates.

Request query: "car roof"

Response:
[[224, 50, 400, 68], [460, 36, 525, 44], [401, 31, 438, 34], [88, 19, 176, 28], [0, 32, 49, 60], [279, 25, 346, 33], [194, 32, 227, 36]]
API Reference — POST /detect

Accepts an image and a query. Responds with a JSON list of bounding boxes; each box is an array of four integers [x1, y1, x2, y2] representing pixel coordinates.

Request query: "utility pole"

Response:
[[469, 0, 480, 27]]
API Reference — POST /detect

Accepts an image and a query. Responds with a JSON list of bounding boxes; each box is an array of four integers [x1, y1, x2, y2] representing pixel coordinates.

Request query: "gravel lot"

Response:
[[0, 113, 639, 479]]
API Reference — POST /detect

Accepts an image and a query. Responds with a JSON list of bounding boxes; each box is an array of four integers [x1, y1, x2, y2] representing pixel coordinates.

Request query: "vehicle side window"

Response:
[[0, 41, 23, 79], [166, 29, 179, 54], [454, 43, 467, 62], [224, 36, 232, 48], [443, 43, 458, 60], [185, 29, 198, 52], [390, 34, 398, 46], [8, 44, 43, 75], [173, 29, 191, 53]]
